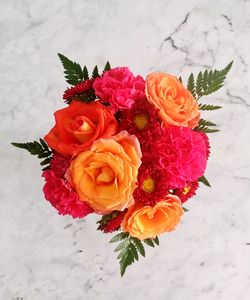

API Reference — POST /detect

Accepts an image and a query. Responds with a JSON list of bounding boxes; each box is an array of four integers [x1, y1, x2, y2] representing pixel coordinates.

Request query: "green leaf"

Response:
[[114, 239, 131, 252], [92, 65, 100, 78], [199, 103, 222, 111], [120, 250, 134, 277], [198, 175, 211, 187], [11, 139, 52, 168], [129, 243, 138, 261], [187, 73, 196, 98], [110, 233, 152, 276], [194, 61, 233, 99], [82, 66, 89, 80], [58, 53, 84, 85], [183, 207, 189, 212], [196, 71, 203, 97], [109, 232, 129, 243], [143, 239, 155, 247], [194, 118, 219, 134], [103, 61, 111, 73], [198, 118, 216, 127], [197, 126, 220, 133], [131, 237, 145, 257], [153, 236, 160, 246]]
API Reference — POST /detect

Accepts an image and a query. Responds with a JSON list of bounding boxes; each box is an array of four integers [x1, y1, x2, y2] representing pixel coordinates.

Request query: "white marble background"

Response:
[[1, 0, 250, 299]]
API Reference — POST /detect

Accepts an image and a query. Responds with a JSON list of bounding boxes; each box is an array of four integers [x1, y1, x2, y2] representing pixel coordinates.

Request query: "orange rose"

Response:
[[68, 131, 142, 213], [44, 101, 118, 156], [145, 73, 200, 128], [121, 195, 184, 240]]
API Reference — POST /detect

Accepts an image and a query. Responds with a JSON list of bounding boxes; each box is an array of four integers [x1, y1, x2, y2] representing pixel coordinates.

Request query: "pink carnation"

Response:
[[93, 67, 145, 112], [154, 126, 207, 188], [42, 170, 93, 218]]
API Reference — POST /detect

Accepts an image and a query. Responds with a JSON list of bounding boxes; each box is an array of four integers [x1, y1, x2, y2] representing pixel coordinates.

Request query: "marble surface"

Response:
[[1, 0, 250, 299]]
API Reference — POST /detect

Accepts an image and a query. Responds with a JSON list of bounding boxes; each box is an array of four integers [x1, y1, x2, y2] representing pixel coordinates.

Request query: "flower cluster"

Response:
[[12, 55, 232, 276], [42, 66, 210, 241]]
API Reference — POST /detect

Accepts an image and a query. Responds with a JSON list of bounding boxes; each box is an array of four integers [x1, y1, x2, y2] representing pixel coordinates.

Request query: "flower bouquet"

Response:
[[12, 54, 232, 276]]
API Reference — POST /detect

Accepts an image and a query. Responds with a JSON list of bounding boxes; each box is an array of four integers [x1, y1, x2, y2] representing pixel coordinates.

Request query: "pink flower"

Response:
[[93, 67, 145, 111], [153, 126, 207, 188], [42, 170, 93, 218]]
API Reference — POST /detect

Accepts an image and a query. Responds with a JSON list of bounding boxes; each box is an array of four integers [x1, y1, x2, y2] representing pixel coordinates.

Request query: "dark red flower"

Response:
[[63, 79, 94, 102], [174, 181, 199, 203], [100, 211, 126, 233], [119, 98, 162, 155], [50, 152, 70, 178], [133, 164, 169, 206]]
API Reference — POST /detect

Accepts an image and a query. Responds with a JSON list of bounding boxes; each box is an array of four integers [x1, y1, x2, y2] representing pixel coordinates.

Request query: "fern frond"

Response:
[[198, 175, 211, 187], [11, 139, 52, 168], [199, 103, 222, 111], [58, 53, 84, 85]]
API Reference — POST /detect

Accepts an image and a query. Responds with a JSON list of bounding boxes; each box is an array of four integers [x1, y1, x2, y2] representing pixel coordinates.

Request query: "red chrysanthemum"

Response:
[[119, 98, 162, 155], [174, 181, 199, 203], [50, 152, 70, 178], [63, 79, 94, 102], [153, 126, 207, 189], [100, 211, 126, 233], [42, 170, 93, 218], [133, 164, 169, 206]]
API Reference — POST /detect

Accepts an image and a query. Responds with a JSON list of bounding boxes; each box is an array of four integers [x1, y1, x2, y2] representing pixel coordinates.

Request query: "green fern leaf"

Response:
[[199, 103, 222, 111], [11, 139, 52, 168], [198, 175, 211, 187], [92, 65, 100, 78], [198, 118, 216, 127], [129, 243, 138, 261], [109, 232, 129, 243], [58, 53, 84, 85], [82, 66, 89, 80], [103, 61, 111, 73], [153, 236, 160, 245], [196, 71, 203, 97], [130, 237, 145, 257], [203, 61, 233, 96], [114, 239, 131, 252], [143, 239, 155, 247], [111, 233, 160, 276], [120, 250, 134, 277], [187, 73, 196, 98]]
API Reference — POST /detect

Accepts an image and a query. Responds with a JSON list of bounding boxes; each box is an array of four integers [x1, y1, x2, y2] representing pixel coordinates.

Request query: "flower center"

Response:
[[142, 176, 156, 193], [183, 186, 190, 195], [133, 113, 149, 130], [71, 116, 96, 143], [96, 167, 115, 184]]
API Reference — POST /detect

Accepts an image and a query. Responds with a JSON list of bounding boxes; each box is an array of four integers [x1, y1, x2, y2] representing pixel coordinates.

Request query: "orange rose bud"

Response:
[[145, 73, 200, 128], [68, 131, 142, 214], [121, 195, 184, 240], [44, 101, 118, 156]]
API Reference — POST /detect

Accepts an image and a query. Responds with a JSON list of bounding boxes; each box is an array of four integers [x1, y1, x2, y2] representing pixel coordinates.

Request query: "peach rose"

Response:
[[145, 73, 200, 128], [68, 131, 142, 213], [44, 101, 118, 156], [121, 195, 184, 240]]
